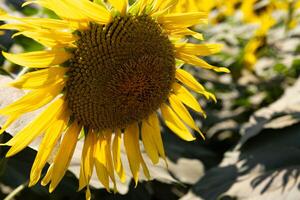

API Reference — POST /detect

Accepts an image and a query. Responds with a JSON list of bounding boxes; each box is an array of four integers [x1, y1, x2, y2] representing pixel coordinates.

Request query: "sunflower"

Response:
[[0, 0, 228, 199], [243, 12, 275, 70], [171, 0, 216, 13]]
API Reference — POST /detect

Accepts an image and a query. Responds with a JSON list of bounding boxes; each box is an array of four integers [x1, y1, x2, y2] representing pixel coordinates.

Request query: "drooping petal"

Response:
[[175, 68, 216, 101], [3, 50, 71, 68], [41, 164, 53, 186], [176, 69, 205, 91], [147, 113, 166, 161], [112, 129, 126, 182], [124, 123, 150, 184], [140, 155, 150, 180], [94, 134, 110, 191], [169, 94, 197, 130], [169, 94, 204, 139], [124, 123, 141, 185], [169, 28, 204, 40], [172, 82, 206, 116], [78, 130, 96, 191], [86, 187, 91, 200], [142, 119, 159, 164], [49, 122, 81, 192], [158, 12, 208, 28], [29, 110, 69, 186], [176, 51, 230, 73], [175, 43, 222, 56], [0, 114, 19, 135], [160, 104, 196, 141], [2, 97, 66, 157], [102, 131, 117, 191]]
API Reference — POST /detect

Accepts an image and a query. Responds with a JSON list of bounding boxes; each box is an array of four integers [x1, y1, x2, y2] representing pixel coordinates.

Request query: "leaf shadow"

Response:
[[189, 123, 300, 200], [237, 123, 300, 195]]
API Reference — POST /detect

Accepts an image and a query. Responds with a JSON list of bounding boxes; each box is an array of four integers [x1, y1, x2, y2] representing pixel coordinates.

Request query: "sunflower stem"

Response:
[[4, 181, 28, 200]]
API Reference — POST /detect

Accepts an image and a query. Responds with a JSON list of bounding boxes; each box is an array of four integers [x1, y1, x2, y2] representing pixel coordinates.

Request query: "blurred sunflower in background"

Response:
[[0, 0, 228, 199]]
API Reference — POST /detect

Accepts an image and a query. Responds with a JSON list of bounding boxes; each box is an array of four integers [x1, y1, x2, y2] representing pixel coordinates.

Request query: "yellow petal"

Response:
[[124, 123, 141, 185], [18, 17, 76, 30], [140, 155, 150, 180], [3, 97, 66, 157], [108, 0, 127, 15], [86, 187, 91, 200], [0, 114, 19, 135], [26, 0, 89, 22], [94, 134, 110, 191], [175, 69, 216, 101], [128, 123, 150, 180], [112, 129, 126, 182], [147, 113, 166, 161], [169, 94, 197, 130], [41, 164, 53, 186], [0, 23, 34, 32], [103, 131, 116, 191], [49, 122, 81, 192], [176, 68, 205, 91], [158, 12, 208, 27], [152, 0, 164, 11], [78, 130, 95, 191], [29, 110, 69, 186], [169, 94, 205, 139], [176, 52, 230, 73], [127, 0, 143, 14], [10, 67, 67, 89], [0, 15, 76, 31], [169, 28, 204, 40], [3, 50, 71, 68], [62, 0, 112, 24], [172, 82, 206, 116], [160, 104, 196, 141], [141, 119, 159, 164], [0, 80, 65, 115], [13, 29, 77, 48], [175, 43, 222, 56], [151, 0, 178, 16]]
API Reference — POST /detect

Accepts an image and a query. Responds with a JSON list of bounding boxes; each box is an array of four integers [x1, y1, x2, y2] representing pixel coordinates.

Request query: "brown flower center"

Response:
[[66, 15, 175, 131]]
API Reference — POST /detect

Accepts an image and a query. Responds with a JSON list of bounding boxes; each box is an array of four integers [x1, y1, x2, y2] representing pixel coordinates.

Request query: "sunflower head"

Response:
[[66, 15, 175, 131], [0, 0, 228, 199]]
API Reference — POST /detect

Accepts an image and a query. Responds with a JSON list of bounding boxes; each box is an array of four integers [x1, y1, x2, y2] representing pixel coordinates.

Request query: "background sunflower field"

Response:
[[0, 0, 300, 199]]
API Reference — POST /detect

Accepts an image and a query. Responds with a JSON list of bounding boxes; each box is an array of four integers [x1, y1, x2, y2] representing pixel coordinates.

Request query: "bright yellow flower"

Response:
[[215, 0, 240, 16], [241, 0, 259, 22], [271, 0, 300, 10], [244, 38, 262, 70], [243, 12, 275, 69], [171, 0, 216, 12], [255, 14, 276, 37], [208, 0, 241, 24], [241, 0, 276, 24], [0, 0, 228, 199]]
